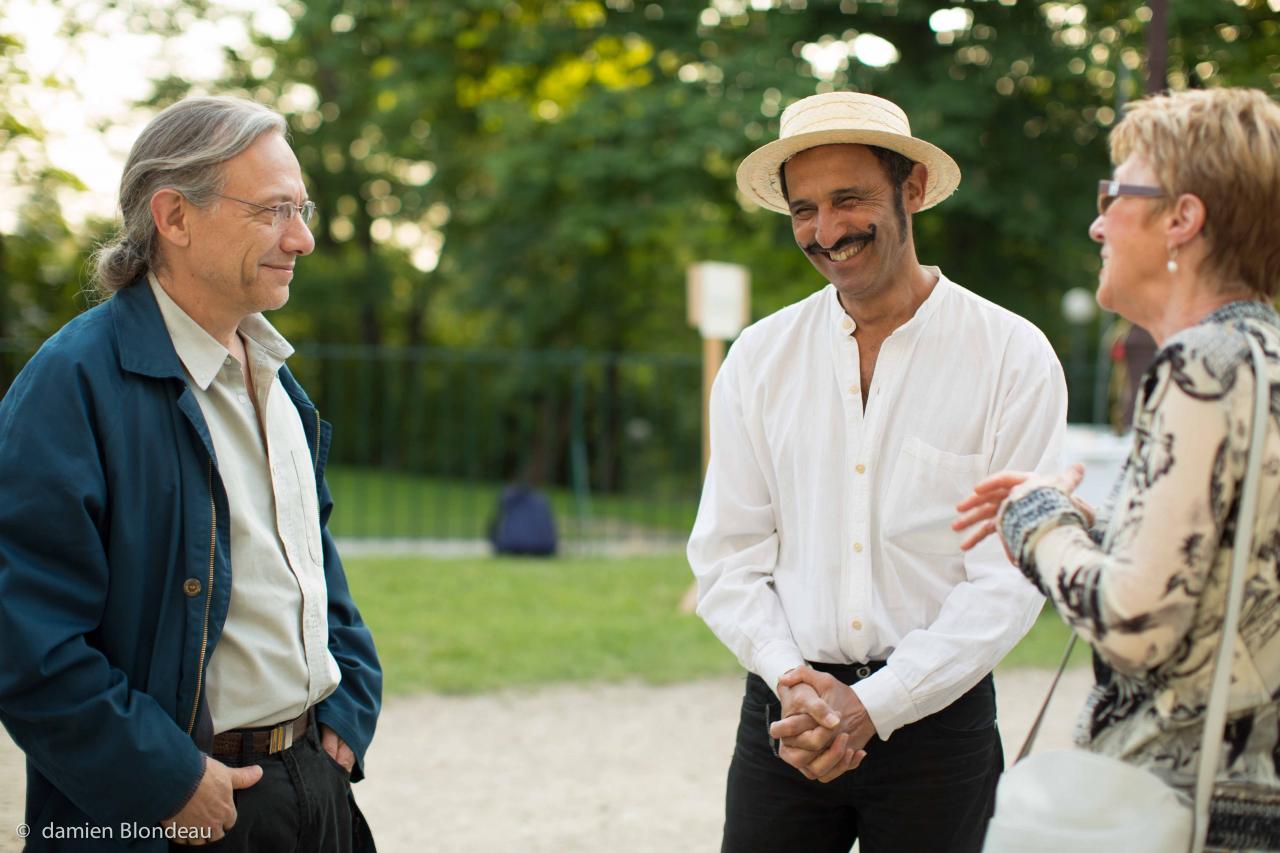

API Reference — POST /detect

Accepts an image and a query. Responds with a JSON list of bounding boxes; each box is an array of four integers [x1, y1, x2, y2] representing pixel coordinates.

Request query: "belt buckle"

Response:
[[268, 719, 295, 753]]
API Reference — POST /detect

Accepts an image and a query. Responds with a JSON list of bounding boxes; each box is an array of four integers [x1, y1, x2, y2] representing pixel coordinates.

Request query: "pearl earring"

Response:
[[1167, 246, 1179, 275]]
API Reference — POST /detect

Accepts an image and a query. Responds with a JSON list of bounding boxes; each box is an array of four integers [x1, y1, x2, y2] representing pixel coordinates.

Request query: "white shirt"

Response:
[[150, 275, 341, 731], [688, 270, 1066, 738]]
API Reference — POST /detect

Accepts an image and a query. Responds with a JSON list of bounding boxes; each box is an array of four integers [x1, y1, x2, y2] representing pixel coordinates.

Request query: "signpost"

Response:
[[681, 262, 750, 613], [687, 262, 751, 476]]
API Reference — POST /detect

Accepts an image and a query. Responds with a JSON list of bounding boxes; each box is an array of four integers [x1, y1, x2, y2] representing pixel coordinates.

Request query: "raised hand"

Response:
[[952, 464, 1093, 555]]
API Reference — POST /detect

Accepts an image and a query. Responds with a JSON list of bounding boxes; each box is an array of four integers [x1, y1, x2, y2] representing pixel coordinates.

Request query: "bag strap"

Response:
[[1014, 631, 1077, 761], [1189, 331, 1270, 853], [1015, 460, 1134, 761]]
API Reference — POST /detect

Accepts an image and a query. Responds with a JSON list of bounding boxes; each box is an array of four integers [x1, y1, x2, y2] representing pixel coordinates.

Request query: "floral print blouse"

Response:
[[1000, 300, 1280, 851]]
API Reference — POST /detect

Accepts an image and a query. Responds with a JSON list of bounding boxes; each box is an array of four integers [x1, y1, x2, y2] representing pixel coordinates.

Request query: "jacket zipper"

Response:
[[187, 457, 217, 735]]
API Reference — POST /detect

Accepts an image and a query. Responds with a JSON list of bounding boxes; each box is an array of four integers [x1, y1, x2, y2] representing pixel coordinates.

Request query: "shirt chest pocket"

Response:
[[883, 436, 986, 556]]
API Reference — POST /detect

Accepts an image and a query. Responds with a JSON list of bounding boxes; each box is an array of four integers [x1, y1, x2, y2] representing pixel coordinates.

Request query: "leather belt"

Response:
[[210, 710, 310, 760], [810, 659, 888, 684]]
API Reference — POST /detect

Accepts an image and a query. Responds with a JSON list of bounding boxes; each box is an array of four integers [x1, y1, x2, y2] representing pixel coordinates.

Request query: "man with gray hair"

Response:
[[0, 95, 380, 851]]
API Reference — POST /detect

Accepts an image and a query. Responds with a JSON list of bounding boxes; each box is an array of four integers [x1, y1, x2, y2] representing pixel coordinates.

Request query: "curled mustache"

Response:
[[805, 224, 876, 257]]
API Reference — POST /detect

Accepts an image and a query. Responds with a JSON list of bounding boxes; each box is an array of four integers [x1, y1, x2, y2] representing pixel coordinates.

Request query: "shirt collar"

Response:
[[828, 266, 950, 337], [1200, 298, 1280, 331], [147, 273, 293, 391]]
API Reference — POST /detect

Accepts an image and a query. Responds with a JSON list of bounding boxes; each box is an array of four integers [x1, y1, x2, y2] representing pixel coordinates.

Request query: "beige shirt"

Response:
[[149, 274, 340, 732]]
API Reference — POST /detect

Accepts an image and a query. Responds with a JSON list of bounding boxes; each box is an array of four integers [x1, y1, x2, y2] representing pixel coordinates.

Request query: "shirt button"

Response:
[[842, 317, 853, 331], [851, 619, 863, 631], [853, 542, 863, 553], [183, 578, 202, 597], [855, 464, 866, 474], [849, 384, 859, 396]]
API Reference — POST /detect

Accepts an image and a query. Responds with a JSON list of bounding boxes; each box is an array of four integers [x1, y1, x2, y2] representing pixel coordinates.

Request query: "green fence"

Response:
[[0, 332, 1123, 551], [0, 338, 703, 552], [289, 345, 703, 550]]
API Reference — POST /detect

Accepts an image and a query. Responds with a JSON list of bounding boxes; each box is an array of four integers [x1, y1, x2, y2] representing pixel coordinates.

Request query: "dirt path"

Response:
[[0, 669, 1090, 852]]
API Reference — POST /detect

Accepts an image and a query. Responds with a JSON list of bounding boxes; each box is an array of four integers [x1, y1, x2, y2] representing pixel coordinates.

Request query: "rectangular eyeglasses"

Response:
[[1097, 180, 1163, 216], [213, 192, 317, 229]]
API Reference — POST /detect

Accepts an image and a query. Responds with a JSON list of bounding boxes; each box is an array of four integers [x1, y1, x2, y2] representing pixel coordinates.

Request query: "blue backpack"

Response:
[[489, 485, 558, 556]]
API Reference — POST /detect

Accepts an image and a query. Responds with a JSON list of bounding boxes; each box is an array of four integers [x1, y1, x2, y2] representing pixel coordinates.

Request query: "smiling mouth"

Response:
[[828, 242, 868, 262]]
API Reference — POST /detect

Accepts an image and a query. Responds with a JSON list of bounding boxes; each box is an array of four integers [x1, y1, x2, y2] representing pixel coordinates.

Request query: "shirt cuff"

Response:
[[754, 642, 808, 699], [850, 666, 918, 739]]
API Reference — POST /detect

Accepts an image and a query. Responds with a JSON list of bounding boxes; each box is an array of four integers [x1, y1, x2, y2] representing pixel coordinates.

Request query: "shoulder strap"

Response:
[[1016, 457, 1133, 761], [1190, 331, 1271, 853]]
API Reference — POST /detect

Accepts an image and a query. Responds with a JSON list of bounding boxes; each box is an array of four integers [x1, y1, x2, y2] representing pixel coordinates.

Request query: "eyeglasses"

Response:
[[212, 192, 317, 229], [1097, 180, 1164, 216]]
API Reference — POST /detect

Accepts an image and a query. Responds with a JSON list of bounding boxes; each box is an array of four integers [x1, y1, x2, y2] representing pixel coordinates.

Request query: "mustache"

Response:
[[805, 224, 876, 257]]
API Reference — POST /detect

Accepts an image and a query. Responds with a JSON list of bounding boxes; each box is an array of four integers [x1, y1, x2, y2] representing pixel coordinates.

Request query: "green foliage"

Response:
[[4, 0, 1280, 413], [200, 0, 1279, 357]]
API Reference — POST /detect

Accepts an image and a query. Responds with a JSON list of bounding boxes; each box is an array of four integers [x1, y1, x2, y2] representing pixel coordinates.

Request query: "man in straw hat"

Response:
[[688, 91, 1067, 851]]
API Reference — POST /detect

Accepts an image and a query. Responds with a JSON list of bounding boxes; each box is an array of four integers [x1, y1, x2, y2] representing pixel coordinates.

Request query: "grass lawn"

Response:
[[327, 466, 698, 541], [344, 554, 1090, 697]]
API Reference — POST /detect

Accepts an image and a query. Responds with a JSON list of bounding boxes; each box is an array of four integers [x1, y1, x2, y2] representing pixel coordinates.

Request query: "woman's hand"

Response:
[[953, 463, 1093, 556]]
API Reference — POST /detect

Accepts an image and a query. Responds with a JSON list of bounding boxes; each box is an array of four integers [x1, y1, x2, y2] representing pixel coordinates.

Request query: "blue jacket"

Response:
[[0, 280, 381, 851]]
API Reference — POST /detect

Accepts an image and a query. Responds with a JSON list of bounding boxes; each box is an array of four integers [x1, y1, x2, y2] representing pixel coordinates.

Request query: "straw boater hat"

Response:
[[736, 91, 961, 215]]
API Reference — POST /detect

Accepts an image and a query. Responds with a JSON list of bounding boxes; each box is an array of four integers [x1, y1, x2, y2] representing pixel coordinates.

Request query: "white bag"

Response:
[[983, 748, 1192, 853], [984, 332, 1272, 853]]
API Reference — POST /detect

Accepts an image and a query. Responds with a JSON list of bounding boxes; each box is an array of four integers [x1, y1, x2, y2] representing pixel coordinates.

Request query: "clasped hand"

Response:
[[768, 667, 875, 783]]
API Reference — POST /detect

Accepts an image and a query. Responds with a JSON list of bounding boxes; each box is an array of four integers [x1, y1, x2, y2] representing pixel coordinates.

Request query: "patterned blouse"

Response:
[[1000, 300, 1280, 851]]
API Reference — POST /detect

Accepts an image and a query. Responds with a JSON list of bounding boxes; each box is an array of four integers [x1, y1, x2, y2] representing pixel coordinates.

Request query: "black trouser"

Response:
[[170, 723, 374, 852], [722, 664, 1003, 853]]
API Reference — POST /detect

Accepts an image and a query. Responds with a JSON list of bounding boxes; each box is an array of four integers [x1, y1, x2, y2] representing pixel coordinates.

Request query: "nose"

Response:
[[281, 213, 316, 256], [1088, 212, 1105, 244], [814, 208, 846, 250]]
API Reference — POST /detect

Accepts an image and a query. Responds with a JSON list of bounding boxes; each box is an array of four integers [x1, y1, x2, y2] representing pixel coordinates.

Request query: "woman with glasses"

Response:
[[954, 87, 1280, 850]]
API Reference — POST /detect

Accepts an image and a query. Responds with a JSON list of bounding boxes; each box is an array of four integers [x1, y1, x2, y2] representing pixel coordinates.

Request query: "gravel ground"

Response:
[[0, 669, 1091, 853]]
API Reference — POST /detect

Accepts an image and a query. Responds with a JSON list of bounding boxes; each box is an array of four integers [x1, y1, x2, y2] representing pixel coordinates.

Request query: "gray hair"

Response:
[[90, 96, 287, 296]]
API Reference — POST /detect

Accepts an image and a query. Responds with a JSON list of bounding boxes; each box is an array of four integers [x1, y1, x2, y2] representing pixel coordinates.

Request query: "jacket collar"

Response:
[[109, 276, 190, 381]]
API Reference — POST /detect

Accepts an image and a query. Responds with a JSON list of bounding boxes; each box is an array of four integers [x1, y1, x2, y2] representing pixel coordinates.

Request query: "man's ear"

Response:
[[150, 188, 192, 249], [902, 162, 928, 214]]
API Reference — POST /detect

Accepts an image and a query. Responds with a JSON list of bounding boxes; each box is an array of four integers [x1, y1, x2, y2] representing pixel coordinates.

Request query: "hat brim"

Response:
[[735, 129, 961, 215]]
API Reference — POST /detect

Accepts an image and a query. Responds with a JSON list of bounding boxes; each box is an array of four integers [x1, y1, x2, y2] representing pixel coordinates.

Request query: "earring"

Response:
[[1167, 245, 1179, 274]]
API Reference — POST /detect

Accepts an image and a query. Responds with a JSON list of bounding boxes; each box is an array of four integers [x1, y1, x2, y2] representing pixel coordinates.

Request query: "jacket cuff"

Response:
[[754, 642, 808, 699], [315, 704, 372, 783], [998, 486, 1088, 592], [851, 667, 917, 739]]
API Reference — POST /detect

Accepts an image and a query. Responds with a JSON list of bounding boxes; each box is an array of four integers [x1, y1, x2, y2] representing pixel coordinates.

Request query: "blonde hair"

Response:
[[1109, 88, 1280, 298], [90, 96, 287, 297]]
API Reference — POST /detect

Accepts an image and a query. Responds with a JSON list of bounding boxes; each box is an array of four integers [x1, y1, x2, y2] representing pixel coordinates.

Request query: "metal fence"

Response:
[[0, 338, 703, 553], [0, 332, 1122, 553]]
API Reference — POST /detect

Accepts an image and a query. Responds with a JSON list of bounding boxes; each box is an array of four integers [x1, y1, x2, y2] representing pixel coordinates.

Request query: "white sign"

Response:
[[687, 262, 750, 340]]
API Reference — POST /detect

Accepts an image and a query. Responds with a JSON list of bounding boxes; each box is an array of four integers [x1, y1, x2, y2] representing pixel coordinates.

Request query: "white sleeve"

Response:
[[687, 345, 805, 695], [854, 334, 1066, 737]]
